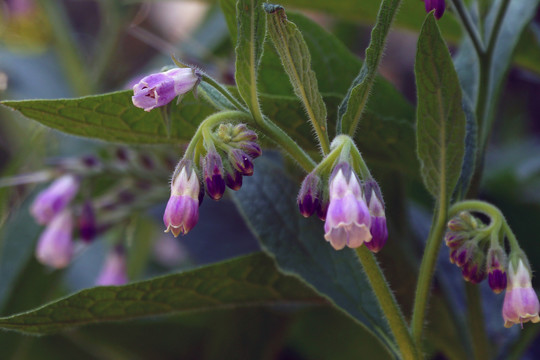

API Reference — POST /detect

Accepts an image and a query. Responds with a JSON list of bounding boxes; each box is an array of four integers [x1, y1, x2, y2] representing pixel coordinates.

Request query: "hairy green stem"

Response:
[[38, 0, 93, 95], [411, 202, 448, 348], [449, 0, 485, 55], [356, 247, 419, 360], [464, 283, 490, 360]]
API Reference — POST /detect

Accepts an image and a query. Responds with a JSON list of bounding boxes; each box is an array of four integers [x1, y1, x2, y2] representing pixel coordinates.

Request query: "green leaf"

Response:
[[483, 0, 539, 137], [452, 97, 477, 200], [234, 0, 266, 120], [232, 157, 399, 357], [1, 91, 215, 144], [415, 13, 466, 200], [338, 0, 400, 136], [264, 4, 329, 153], [0, 253, 323, 334]]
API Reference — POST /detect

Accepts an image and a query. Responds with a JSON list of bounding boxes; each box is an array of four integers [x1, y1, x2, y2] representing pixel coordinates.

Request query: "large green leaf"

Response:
[[264, 4, 329, 151], [232, 157, 399, 357], [234, 0, 266, 120], [0, 252, 323, 334], [415, 13, 466, 200], [1, 91, 215, 144], [338, 0, 400, 136]]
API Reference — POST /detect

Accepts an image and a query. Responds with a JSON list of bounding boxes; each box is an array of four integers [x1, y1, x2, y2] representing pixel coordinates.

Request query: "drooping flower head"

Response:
[[30, 174, 79, 225], [503, 258, 540, 328], [96, 246, 128, 286], [364, 180, 387, 253], [163, 160, 201, 237], [35, 209, 74, 268], [423, 0, 446, 19], [324, 162, 372, 250], [132, 67, 200, 112]]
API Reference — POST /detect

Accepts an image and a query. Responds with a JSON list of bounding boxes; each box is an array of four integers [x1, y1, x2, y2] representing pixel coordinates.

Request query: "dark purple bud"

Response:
[[462, 261, 487, 284], [139, 154, 155, 170], [225, 169, 243, 191], [424, 0, 445, 20], [487, 247, 508, 294], [365, 216, 388, 253], [232, 124, 258, 142], [444, 231, 467, 249], [78, 201, 97, 243], [229, 149, 254, 176], [297, 172, 321, 218], [201, 151, 226, 200], [115, 148, 130, 163], [454, 242, 475, 268], [81, 155, 100, 168], [317, 199, 329, 221], [241, 142, 262, 159]]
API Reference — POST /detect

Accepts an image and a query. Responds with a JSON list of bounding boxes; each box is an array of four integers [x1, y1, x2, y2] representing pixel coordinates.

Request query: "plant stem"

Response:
[[411, 202, 448, 348], [449, 0, 485, 55], [464, 283, 490, 360], [356, 247, 419, 360], [38, 0, 93, 96]]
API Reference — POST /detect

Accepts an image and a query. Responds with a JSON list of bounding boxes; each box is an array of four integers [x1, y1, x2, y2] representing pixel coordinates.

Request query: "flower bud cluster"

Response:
[[298, 161, 387, 253], [445, 212, 492, 286], [163, 123, 261, 236]]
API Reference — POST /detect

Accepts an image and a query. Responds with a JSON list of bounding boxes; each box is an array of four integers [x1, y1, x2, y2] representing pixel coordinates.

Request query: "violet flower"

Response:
[[503, 259, 540, 327], [364, 181, 387, 253], [30, 174, 79, 225], [132, 67, 200, 112], [35, 210, 74, 268], [324, 163, 372, 250], [423, 0, 446, 20]]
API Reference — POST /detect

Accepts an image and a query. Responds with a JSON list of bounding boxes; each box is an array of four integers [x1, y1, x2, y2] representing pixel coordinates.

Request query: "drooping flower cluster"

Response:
[[23, 147, 182, 284], [163, 123, 261, 236], [297, 137, 387, 252], [444, 211, 540, 327]]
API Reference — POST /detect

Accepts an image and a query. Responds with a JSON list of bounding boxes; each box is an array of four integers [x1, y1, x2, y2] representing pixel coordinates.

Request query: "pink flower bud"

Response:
[[324, 163, 372, 250], [30, 174, 79, 225], [163, 163, 200, 237], [35, 210, 74, 268], [132, 67, 200, 112], [502, 259, 540, 328]]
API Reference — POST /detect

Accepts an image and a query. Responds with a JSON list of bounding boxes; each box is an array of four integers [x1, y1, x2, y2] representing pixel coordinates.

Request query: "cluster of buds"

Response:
[[298, 142, 387, 253], [445, 210, 540, 328], [445, 212, 491, 286], [422, 0, 445, 19], [164, 123, 261, 236]]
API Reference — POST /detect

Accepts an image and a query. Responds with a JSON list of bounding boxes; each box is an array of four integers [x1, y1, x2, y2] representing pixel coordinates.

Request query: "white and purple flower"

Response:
[[163, 162, 201, 237], [503, 259, 540, 327], [324, 163, 372, 250], [132, 67, 200, 112]]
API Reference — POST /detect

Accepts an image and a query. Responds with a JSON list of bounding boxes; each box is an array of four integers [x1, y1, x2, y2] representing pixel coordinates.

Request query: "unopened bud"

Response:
[[487, 247, 508, 294], [297, 172, 321, 218], [228, 149, 254, 176], [201, 151, 226, 200]]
